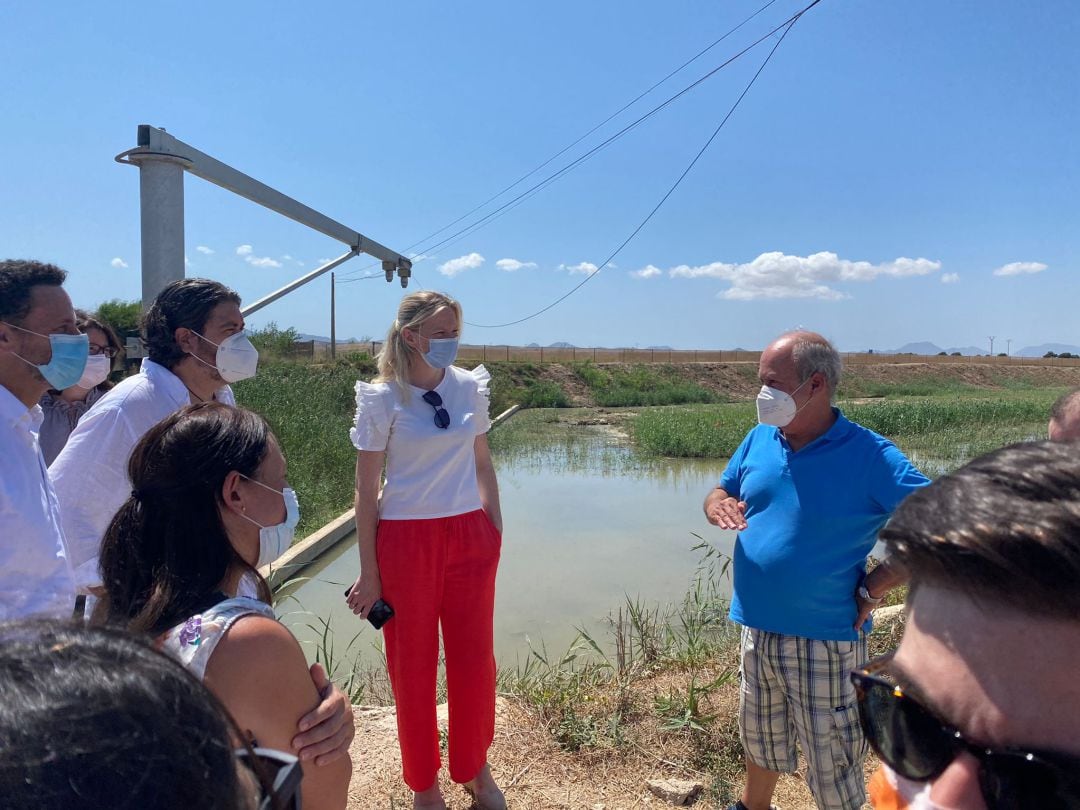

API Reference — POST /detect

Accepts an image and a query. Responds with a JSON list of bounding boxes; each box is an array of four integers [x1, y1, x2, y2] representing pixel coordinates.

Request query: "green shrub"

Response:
[[520, 381, 570, 408]]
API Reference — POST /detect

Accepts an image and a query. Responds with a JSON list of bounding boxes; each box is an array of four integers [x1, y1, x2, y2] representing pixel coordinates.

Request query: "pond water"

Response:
[[278, 417, 738, 670]]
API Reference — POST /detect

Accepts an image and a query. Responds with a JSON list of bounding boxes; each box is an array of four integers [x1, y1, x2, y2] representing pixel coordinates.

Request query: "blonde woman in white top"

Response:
[[346, 291, 505, 810]]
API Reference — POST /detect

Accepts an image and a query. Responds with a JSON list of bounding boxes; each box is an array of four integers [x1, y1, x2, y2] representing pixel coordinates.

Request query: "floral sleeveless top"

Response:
[[158, 596, 275, 681]]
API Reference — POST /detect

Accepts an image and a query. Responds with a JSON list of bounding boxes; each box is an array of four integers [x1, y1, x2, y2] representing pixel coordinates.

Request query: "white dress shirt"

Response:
[[49, 359, 234, 591], [0, 384, 76, 619]]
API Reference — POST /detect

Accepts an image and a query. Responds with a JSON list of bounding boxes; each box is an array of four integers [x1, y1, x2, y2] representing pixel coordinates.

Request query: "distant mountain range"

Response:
[[298, 333, 367, 344], [878, 341, 1080, 357], [296, 334, 1079, 357]]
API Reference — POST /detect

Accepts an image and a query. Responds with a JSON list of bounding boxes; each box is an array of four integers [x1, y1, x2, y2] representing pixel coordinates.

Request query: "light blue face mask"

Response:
[[2, 321, 89, 390], [421, 337, 459, 369]]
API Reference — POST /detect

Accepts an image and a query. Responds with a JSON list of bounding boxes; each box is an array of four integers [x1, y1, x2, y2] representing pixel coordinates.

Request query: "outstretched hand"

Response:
[[706, 496, 748, 531]]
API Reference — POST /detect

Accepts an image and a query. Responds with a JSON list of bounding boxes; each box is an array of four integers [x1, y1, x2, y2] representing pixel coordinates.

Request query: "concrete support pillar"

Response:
[[132, 155, 187, 311]]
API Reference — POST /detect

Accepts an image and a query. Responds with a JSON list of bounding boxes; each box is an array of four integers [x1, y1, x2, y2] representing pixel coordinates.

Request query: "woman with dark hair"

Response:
[[0, 619, 301, 810], [346, 291, 504, 809], [96, 401, 350, 810], [38, 309, 123, 465]]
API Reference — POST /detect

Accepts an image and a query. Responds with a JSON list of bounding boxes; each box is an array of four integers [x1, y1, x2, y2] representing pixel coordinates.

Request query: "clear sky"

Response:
[[2, 1, 1077, 352]]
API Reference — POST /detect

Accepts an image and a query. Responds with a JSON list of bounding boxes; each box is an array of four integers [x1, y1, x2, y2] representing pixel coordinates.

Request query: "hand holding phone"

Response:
[[344, 586, 395, 630]]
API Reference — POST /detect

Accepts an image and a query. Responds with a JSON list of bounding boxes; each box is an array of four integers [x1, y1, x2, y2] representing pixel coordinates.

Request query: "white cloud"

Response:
[[234, 243, 283, 268], [666, 251, 941, 301], [496, 258, 537, 272], [110, 257, 128, 269], [438, 252, 485, 277], [196, 245, 215, 255], [941, 272, 960, 284], [993, 261, 1047, 277], [247, 256, 283, 268], [561, 261, 599, 276], [631, 264, 663, 279], [281, 254, 293, 261]]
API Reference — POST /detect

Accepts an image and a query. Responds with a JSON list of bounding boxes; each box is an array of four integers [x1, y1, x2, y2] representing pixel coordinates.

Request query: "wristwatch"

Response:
[[857, 584, 884, 604]]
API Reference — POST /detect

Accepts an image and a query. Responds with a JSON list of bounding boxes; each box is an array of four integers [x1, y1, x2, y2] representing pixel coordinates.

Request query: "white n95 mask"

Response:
[[238, 475, 301, 567], [755, 379, 811, 427], [190, 330, 260, 383]]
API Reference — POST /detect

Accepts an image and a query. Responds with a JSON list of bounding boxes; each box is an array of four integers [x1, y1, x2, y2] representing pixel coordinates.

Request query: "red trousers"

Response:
[[377, 509, 501, 789]]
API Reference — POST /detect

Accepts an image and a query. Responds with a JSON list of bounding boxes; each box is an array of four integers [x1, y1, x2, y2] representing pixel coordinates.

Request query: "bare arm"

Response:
[[475, 434, 502, 534], [204, 617, 351, 810], [346, 450, 384, 619], [703, 486, 747, 531]]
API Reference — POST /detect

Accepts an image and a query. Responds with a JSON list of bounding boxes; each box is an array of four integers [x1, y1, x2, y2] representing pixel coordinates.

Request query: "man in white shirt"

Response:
[[50, 277, 245, 594], [0, 259, 85, 619], [50, 276, 358, 766]]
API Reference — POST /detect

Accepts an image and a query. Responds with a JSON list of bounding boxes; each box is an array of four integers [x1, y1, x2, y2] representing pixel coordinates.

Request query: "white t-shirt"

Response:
[[350, 365, 491, 520]]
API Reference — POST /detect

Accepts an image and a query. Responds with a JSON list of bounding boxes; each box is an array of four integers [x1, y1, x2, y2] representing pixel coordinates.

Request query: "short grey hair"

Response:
[[786, 332, 842, 394], [1050, 388, 1080, 426]]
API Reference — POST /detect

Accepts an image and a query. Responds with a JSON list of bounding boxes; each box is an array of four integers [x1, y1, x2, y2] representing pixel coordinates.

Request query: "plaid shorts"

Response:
[[738, 626, 869, 810]]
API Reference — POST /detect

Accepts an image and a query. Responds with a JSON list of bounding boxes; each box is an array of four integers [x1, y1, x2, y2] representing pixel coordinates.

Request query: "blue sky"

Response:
[[2, 1, 1077, 352]]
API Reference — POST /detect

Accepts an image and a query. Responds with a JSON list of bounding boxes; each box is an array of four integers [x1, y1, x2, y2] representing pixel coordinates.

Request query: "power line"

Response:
[[406, 2, 818, 272], [337, 0, 790, 280], [466, 3, 818, 329]]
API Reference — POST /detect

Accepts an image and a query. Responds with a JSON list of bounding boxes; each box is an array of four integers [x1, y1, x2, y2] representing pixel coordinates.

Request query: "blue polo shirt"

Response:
[[719, 409, 929, 641]]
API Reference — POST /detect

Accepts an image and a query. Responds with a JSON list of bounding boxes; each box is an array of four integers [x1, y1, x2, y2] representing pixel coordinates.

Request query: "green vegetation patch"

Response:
[[480, 361, 564, 414], [234, 358, 374, 536], [633, 404, 756, 458], [631, 391, 1059, 473], [573, 362, 718, 407]]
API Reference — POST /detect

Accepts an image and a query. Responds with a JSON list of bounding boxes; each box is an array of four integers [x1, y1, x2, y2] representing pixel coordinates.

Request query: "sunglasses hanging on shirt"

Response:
[[422, 390, 451, 429]]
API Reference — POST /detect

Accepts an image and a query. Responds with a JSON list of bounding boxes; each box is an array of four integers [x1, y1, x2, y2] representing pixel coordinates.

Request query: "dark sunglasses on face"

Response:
[[851, 656, 1080, 810], [235, 746, 303, 810], [422, 390, 451, 429]]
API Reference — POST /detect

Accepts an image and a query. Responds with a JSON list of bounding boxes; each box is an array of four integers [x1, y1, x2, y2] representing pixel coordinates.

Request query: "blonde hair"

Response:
[[376, 291, 463, 401]]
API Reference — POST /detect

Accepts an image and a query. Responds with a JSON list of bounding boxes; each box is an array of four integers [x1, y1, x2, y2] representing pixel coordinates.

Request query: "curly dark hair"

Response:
[[141, 278, 240, 370], [0, 259, 67, 323]]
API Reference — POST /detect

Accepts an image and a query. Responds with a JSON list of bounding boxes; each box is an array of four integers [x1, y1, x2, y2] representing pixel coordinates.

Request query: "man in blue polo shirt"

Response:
[[704, 331, 929, 810]]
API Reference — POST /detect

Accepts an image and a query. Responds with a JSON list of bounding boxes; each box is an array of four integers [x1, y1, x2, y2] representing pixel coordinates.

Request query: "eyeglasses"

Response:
[[422, 390, 451, 429], [235, 746, 302, 810], [88, 343, 118, 358], [851, 655, 1080, 809]]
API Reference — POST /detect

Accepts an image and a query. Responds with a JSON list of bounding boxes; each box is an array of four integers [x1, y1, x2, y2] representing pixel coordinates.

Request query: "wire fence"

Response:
[[286, 341, 1080, 367]]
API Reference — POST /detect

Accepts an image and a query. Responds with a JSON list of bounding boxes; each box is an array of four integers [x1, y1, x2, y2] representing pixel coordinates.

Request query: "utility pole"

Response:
[[988, 336, 995, 356], [330, 271, 337, 360]]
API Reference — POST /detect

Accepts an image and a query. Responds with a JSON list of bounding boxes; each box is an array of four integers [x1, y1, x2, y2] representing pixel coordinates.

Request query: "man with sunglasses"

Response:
[[705, 331, 929, 810], [855, 440, 1080, 810]]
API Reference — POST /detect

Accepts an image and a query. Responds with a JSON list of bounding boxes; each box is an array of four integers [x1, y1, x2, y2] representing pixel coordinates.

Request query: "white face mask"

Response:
[[75, 353, 111, 389], [870, 763, 958, 810], [190, 330, 259, 383], [756, 378, 811, 427], [238, 474, 300, 567]]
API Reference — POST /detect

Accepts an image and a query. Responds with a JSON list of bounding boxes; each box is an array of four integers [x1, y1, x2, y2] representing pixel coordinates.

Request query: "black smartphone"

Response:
[[344, 587, 395, 630]]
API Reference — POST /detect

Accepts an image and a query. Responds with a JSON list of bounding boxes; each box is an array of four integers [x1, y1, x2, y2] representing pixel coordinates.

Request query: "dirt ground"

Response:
[[346, 700, 829, 810]]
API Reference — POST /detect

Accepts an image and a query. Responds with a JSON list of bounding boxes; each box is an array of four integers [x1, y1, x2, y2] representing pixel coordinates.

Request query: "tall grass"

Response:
[[573, 362, 718, 407], [632, 393, 1058, 471], [233, 356, 375, 535]]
